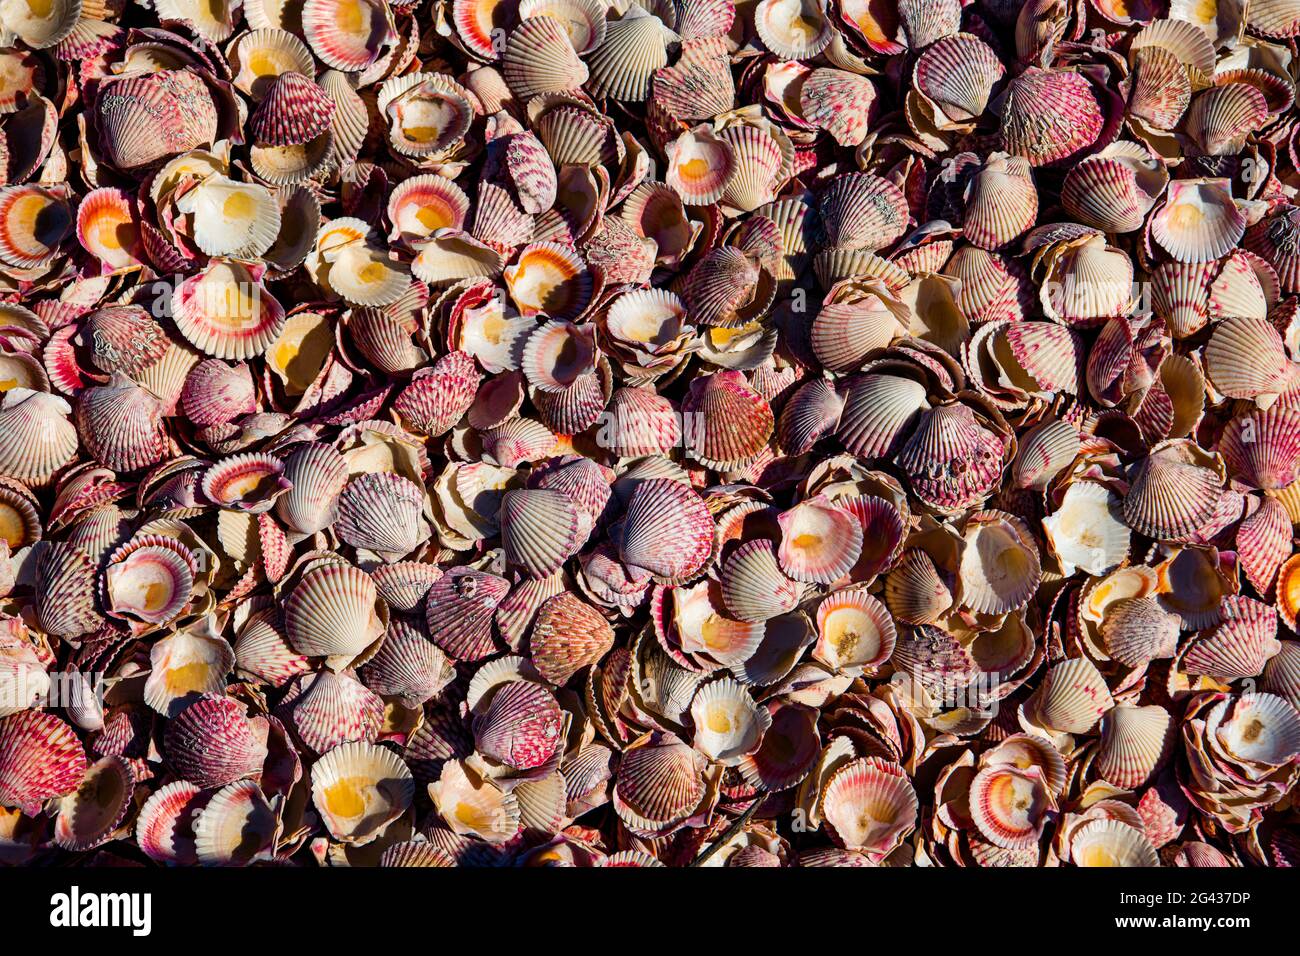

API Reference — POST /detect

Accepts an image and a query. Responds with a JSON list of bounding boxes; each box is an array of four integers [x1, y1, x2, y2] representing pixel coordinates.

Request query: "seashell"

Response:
[[1060, 142, 1168, 233], [818, 172, 910, 250], [617, 477, 715, 584], [426, 567, 511, 661], [277, 669, 383, 754], [388, 175, 471, 245], [393, 351, 482, 437], [335, 472, 430, 561], [1101, 596, 1180, 667], [310, 741, 414, 845], [720, 539, 801, 623], [778, 497, 863, 584], [378, 72, 474, 159], [182, 360, 258, 428], [961, 154, 1037, 251], [1122, 440, 1222, 540], [192, 779, 278, 866], [1027, 657, 1112, 734], [585, 7, 673, 103], [429, 759, 521, 843], [76, 374, 168, 474], [502, 15, 589, 99], [811, 279, 910, 373], [1183, 595, 1281, 680], [104, 540, 195, 630], [136, 780, 204, 865], [0, 389, 78, 487], [95, 71, 219, 174], [499, 488, 588, 579], [201, 453, 292, 513], [958, 511, 1042, 616], [754, 0, 834, 60], [301, 0, 395, 72], [275, 442, 349, 535], [474, 679, 563, 769], [35, 541, 100, 638], [836, 374, 929, 459], [819, 757, 918, 855], [1205, 317, 1291, 407], [681, 370, 774, 469], [250, 73, 336, 148], [1096, 705, 1173, 789], [529, 591, 614, 685], [1071, 819, 1159, 867], [0, 184, 72, 269], [968, 764, 1050, 849], [813, 589, 895, 674], [283, 562, 387, 670], [688, 677, 771, 766], [172, 259, 288, 361], [1185, 83, 1268, 156], [230, 28, 317, 100], [76, 188, 144, 274], [897, 403, 1006, 512], [995, 67, 1103, 166], [506, 246, 592, 320], [735, 702, 820, 792], [800, 69, 875, 147], [1150, 179, 1247, 263], [1010, 418, 1080, 490], [164, 696, 269, 790], [0, 711, 87, 815], [1042, 480, 1130, 577], [52, 756, 135, 852]]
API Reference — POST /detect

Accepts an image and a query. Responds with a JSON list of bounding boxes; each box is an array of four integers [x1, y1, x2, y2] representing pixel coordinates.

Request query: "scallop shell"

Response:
[[283, 562, 387, 670], [76, 374, 168, 473], [52, 755, 135, 852], [1027, 657, 1112, 734], [192, 779, 278, 866], [164, 695, 268, 790], [968, 763, 1052, 850], [301, 0, 395, 72], [0, 711, 87, 815], [995, 67, 1103, 166], [897, 403, 1006, 511], [1150, 179, 1247, 263], [814, 589, 895, 674], [585, 7, 673, 103], [473, 678, 564, 769], [202, 453, 292, 513], [502, 15, 589, 99], [778, 497, 863, 584], [1070, 819, 1159, 867], [1060, 142, 1168, 233], [1096, 705, 1173, 789], [172, 259, 288, 361], [335, 471, 430, 561], [1123, 440, 1222, 540], [276, 669, 383, 754], [719, 538, 801, 623], [819, 757, 918, 855], [958, 511, 1042, 616], [276, 442, 349, 535], [529, 591, 615, 685], [617, 477, 715, 584], [425, 566, 511, 661], [0, 389, 78, 487], [310, 740, 414, 845], [688, 676, 771, 766], [681, 370, 774, 469], [1183, 595, 1281, 680]]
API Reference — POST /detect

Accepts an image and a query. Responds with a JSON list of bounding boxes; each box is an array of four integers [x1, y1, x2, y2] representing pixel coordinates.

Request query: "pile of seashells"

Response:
[[1, 0, 1299, 869]]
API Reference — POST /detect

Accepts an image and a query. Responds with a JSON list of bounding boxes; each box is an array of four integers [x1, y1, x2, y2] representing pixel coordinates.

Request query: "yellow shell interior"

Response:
[[269, 312, 332, 394]]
